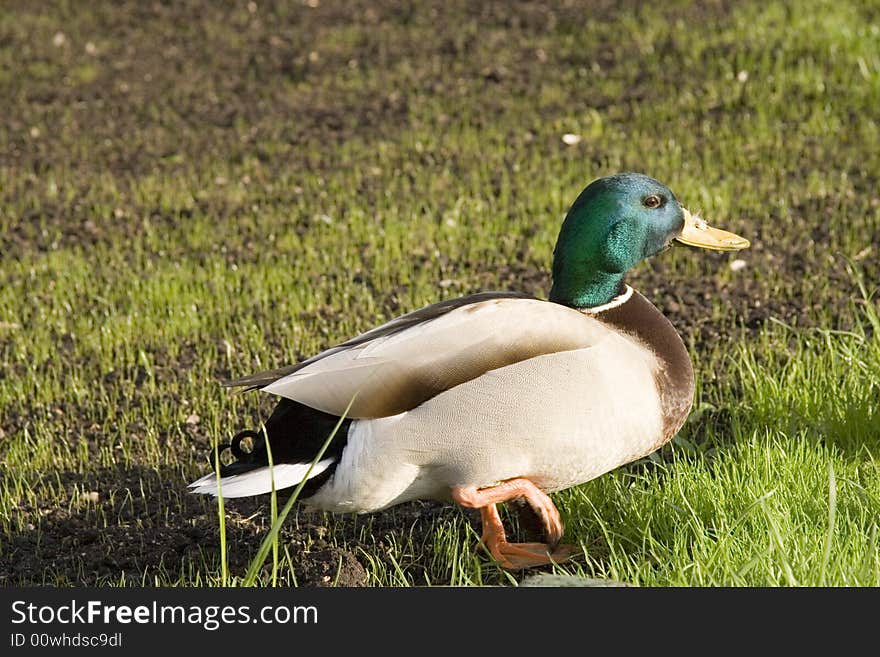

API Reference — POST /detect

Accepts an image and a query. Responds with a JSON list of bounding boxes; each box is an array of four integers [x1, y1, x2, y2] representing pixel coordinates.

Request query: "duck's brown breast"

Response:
[[591, 288, 695, 445]]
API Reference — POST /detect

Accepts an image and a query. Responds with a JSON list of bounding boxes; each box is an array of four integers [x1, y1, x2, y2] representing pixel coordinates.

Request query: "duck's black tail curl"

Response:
[[206, 429, 267, 478], [190, 398, 352, 499]]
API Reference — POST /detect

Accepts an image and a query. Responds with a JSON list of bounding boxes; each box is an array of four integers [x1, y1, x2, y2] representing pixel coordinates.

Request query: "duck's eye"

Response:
[[643, 194, 664, 209]]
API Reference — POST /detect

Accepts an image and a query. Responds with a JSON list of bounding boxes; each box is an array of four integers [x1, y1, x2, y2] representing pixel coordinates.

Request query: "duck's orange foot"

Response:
[[452, 479, 580, 570], [484, 539, 578, 570]]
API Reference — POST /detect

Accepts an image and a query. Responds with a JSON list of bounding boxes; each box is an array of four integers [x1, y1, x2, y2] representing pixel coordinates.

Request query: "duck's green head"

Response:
[[549, 172, 749, 308]]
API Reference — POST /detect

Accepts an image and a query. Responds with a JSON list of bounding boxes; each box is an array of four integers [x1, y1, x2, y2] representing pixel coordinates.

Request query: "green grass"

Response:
[[1, 0, 878, 586]]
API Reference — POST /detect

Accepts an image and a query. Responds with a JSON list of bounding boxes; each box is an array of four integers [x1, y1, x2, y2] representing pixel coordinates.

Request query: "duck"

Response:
[[189, 172, 749, 569]]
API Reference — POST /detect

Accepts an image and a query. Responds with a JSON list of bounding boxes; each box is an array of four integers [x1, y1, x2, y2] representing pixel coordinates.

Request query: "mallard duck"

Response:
[[190, 172, 749, 569]]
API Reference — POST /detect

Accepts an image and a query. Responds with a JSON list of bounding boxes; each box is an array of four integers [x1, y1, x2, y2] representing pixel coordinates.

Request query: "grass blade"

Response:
[[262, 422, 279, 587], [819, 462, 837, 585], [241, 393, 357, 587], [759, 497, 798, 586], [213, 434, 228, 587]]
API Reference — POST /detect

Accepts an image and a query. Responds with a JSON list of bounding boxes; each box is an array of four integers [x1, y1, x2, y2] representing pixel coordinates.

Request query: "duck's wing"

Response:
[[224, 292, 533, 391], [225, 292, 612, 418]]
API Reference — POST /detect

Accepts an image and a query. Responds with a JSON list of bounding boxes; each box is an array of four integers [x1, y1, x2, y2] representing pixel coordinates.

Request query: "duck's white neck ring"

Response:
[[578, 285, 634, 314]]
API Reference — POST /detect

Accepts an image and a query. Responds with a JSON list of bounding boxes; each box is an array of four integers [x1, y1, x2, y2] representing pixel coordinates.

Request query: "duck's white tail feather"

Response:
[[188, 459, 335, 498]]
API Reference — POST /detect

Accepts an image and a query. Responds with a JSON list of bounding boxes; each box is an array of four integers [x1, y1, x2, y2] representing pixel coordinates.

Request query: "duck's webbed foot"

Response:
[[452, 478, 577, 569]]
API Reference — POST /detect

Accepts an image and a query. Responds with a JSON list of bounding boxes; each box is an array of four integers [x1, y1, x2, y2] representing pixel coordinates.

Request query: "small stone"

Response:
[[729, 259, 747, 272], [52, 32, 66, 47], [186, 413, 201, 426], [85, 41, 97, 55], [562, 133, 582, 146], [83, 491, 99, 503], [737, 70, 749, 83]]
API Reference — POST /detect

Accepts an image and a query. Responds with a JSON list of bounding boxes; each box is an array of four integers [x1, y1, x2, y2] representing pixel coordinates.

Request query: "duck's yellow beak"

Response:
[[674, 208, 750, 251]]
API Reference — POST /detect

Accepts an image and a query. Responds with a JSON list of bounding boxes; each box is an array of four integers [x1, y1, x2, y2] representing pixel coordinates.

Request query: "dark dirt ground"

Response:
[[2, 0, 878, 586]]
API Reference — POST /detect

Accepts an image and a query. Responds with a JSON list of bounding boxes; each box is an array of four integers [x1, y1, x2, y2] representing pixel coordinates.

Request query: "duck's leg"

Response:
[[452, 479, 577, 569]]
